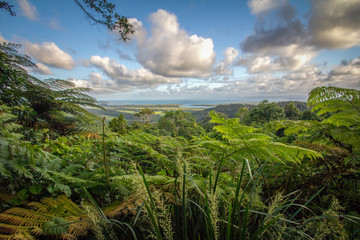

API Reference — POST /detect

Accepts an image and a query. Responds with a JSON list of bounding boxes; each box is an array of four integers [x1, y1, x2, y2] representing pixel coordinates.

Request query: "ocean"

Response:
[[102, 95, 306, 107], [103, 99, 238, 106]]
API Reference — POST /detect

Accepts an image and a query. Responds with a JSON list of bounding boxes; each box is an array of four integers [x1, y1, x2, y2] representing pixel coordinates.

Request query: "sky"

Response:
[[1, 0, 360, 102]]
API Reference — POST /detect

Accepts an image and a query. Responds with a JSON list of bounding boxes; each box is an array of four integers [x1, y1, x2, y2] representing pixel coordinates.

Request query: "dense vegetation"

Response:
[[1, 42, 360, 240]]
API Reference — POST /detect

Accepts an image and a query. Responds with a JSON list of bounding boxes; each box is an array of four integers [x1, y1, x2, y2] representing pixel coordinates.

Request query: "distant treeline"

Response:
[[192, 101, 308, 122], [87, 101, 308, 123]]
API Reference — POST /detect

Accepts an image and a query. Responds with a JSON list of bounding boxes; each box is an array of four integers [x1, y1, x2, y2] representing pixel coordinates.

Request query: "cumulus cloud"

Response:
[[309, 0, 360, 49], [247, 0, 287, 15], [228, 57, 359, 99], [209, 67, 326, 100], [129, 9, 216, 78], [69, 72, 128, 93], [89, 55, 181, 89], [32, 62, 53, 75], [238, 44, 316, 73], [239, 3, 317, 74], [24, 41, 75, 70], [326, 57, 360, 88], [18, 0, 38, 20], [215, 47, 239, 75]]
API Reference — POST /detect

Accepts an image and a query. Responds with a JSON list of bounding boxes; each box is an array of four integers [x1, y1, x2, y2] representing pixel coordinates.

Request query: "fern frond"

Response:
[[324, 110, 360, 127], [0, 195, 91, 239], [199, 113, 323, 165], [308, 86, 360, 110]]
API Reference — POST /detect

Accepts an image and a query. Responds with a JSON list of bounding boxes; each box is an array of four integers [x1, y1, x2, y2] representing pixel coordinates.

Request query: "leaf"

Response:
[[56, 184, 72, 196], [29, 184, 42, 195], [17, 189, 29, 200], [42, 217, 69, 235], [47, 185, 56, 193], [10, 197, 23, 206]]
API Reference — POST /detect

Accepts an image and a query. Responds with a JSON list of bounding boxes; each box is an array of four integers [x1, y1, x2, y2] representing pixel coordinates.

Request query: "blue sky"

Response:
[[1, 0, 360, 102]]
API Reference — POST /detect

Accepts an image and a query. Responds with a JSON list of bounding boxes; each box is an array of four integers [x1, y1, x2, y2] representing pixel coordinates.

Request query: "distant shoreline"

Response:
[[98, 97, 306, 106]]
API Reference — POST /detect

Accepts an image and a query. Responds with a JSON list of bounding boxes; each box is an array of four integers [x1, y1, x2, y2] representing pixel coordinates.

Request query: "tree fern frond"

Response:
[[323, 110, 360, 127], [308, 86, 360, 109], [0, 195, 91, 239], [199, 113, 323, 166], [0, 213, 44, 227], [0, 222, 30, 234], [308, 86, 360, 118]]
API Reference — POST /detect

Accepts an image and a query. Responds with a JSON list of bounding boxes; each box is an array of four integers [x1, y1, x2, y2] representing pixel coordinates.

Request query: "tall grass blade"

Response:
[[138, 165, 164, 240], [228, 158, 246, 240], [182, 163, 187, 240], [213, 156, 224, 194], [289, 187, 324, 220]]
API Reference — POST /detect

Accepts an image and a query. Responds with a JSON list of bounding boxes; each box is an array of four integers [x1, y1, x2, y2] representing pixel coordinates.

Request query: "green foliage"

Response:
[[157, 110, 205, 139], [1, 43, 103, 139], [134, 108, 155, 124], [42, 217, 69, 235], [108, 113, 128, 134], [0, 104, 22, 138], [0, 42, 36, 106], [308, 86, 360, 159], [199, 111, 321, 165], [1, 72, 359, 240], [284, 102, 301, 120], [243, 100, 285, 126], [22, 78, 103, 136]]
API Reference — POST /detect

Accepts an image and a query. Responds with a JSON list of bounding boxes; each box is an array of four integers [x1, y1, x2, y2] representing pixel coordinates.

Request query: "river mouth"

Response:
[[179, 104, 215, 109]]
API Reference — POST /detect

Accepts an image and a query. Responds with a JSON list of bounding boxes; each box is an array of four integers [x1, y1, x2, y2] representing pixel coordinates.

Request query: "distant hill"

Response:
[[192, 101, 308, 122], [192, 103, 256, 122], [275, 101, 308, 111]]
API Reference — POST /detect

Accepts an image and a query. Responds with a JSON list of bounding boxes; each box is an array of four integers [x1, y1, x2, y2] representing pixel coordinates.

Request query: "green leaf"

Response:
[[47, 185, 56, 193], [17, 189, 29, 200], [42, 217, 69, 235], [10, 197, 23, 206], [56, 184, 72, 196], [29, 184, 42, 194]]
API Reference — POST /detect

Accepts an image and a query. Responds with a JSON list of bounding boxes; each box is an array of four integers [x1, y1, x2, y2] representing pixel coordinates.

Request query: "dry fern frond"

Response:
[[106, 191, 144, 218], [0, 195, 91, 240], [106, 184, 177, 218]]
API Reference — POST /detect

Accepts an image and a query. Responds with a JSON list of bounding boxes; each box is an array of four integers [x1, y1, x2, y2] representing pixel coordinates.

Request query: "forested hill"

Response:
[[192, 103, 256, 122], [192, 101, 308, 122]]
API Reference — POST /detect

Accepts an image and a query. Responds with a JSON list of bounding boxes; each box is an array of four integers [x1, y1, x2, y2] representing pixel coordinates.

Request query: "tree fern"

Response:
[[0, 104, 22, 138], [196, 111, 321, 166], [307, 86, 360, 162], [308, 86, 360, 114]]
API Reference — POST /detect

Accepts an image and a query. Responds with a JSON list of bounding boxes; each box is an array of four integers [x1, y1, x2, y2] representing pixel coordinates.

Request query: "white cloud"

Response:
[[89, 55, 181, 89], [247, 0, 287, 15], [69, 72, 125, 93], [17, 0, 38, 20], [24, 41, 75, 70], [326, 57, 360, 88], [215, 47, 239, 75], [129, 9, 216, 78], [238, 3, 318, 74], [210, 68, 325, 99], [32, 62, 53, 75], [88, 72, 103, 85], [238, 44, 317, 73], [309, 0, 360, 49]]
